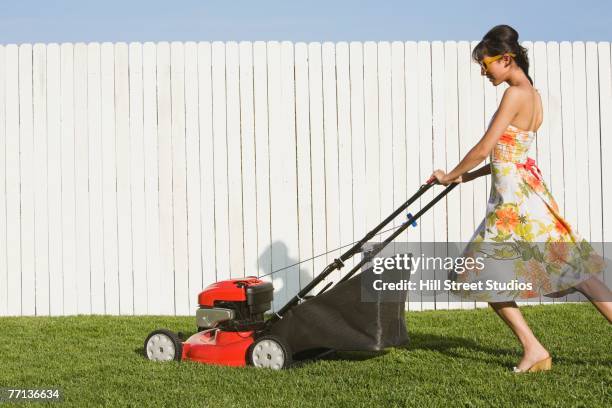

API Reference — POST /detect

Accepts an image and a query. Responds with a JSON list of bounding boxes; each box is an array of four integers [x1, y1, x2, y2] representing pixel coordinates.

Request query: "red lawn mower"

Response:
[[144, 178, 456, 369]]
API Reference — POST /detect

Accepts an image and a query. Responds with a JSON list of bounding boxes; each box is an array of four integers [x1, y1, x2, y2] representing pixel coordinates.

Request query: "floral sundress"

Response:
[[450, 114, 607, 302]]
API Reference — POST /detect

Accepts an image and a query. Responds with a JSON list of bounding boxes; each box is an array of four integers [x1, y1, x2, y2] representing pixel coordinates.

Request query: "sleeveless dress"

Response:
[[450, 88, 607, 302]]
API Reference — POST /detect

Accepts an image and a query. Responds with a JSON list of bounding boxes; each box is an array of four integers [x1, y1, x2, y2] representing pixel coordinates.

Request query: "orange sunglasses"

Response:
[[480, 52, 516, 71]]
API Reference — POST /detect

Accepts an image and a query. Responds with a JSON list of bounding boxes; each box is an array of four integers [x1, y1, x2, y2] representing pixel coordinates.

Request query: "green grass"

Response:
[[0, 303, 610, 407]]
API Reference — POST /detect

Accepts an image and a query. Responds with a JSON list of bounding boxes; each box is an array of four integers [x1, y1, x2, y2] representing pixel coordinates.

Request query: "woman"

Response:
[[429, 24, 612, 373]]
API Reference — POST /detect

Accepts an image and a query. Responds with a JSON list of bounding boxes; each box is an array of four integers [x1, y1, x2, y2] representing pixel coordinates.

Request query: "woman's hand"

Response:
[[429, 169, 462, 186]]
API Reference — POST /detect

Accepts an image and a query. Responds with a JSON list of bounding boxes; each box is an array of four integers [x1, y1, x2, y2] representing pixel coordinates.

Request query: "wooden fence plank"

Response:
[[74, 42, 90, 315], [101, 42, 119, 314], [16, 45, 34, 315], [378, 41, 394, 260], [322, 42, 341, 286], [6, 44, 21, 316], [307, 42, 329, 295], [417, 41, 435, 310], [239, 41, 260, 281], [547, 42, 565, 220], [266, 41, 286, 309], [0, 45, 7, 316], [404, 41, 424, 310], [350, 41, 367, 282], [185, 41, 202, 313], [294, 42, 315, 289], [48, 44, 70, 315], [280, 41, 300, 302], [129, 42, 148, 315], [378, 40, 398, 286], [336, 41, 355, 275], [32, 43, 51, 315], [585, 42, 603, 246], [211, 41, 230, 285], [184, 41, 203, 310], [391, 41, 407, 293], [197, 42, 217, 293], [170, 41, 189, 315], [364, 42, 381, 261], [156, 41, 175, 315], [142, 42, 162, 315], [114, 42, 133, 315], [560, 41, 579, 234], [252, 41, 272, 287], [59, 43, 77, 314], [431, 40, 447, 310], [226, 41, 245, 281], [534, 41, 552, 191], [87, 43, 105, 314], [444, 41, 462, 310], [19, 44, 35, 316]]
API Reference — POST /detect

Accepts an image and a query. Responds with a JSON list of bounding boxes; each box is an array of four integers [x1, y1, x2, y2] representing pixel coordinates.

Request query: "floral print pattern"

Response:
[[451, 124, 606, 302]]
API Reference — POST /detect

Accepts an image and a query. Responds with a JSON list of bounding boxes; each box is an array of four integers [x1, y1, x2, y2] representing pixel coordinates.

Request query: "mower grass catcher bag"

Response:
[[269, 266, 409, 355]]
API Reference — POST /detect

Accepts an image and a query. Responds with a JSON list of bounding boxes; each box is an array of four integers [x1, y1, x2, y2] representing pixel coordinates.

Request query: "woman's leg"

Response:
[[489, 301, 550, 370], [574, 276, 612, 323]]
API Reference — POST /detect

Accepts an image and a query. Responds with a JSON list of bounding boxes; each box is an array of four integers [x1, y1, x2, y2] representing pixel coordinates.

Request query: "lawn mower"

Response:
[[144, 177, 457, 369]]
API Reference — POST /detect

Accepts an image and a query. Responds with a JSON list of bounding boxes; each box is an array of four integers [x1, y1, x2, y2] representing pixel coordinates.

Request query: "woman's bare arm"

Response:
[[441, 87, 522, 183]]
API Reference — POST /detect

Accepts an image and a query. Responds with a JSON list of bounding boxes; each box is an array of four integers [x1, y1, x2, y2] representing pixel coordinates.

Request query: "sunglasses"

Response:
[[479, 52, 516, 72]]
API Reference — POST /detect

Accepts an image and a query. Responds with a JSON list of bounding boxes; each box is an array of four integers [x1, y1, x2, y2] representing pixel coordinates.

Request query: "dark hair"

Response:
[[472, 24, 533, 85]]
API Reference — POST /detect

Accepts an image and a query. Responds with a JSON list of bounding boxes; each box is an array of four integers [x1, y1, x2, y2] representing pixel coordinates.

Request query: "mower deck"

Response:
[[182, 329, 255, 367]]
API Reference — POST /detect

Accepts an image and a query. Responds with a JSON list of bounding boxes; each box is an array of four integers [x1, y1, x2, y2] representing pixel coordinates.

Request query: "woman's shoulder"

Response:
[[503, 85, 535, 98], [500, 85, 538, 109]]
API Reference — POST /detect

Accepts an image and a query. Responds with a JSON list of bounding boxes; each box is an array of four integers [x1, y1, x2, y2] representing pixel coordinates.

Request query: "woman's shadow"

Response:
[[256, 241, 321, 313]]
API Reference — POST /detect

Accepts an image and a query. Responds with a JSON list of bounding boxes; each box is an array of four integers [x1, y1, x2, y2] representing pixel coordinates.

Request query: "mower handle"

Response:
[[335, 181, 458, 285], [267, 178, 457, 323]]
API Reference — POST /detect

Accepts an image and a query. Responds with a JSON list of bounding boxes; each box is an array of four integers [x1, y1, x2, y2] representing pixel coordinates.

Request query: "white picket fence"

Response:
[[0, 40, 610, 316]]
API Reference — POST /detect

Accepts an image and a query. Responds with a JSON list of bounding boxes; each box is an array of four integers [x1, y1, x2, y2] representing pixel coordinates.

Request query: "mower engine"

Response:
[[196, 277, 273, 331]]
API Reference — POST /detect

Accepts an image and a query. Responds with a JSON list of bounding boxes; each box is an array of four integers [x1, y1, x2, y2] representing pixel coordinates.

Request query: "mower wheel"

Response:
[[144, 329, 183, 362], [247, 334, 292, 369]]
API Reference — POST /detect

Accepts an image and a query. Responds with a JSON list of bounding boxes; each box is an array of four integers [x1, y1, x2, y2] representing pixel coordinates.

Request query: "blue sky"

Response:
[[0, 0, 609, 44]]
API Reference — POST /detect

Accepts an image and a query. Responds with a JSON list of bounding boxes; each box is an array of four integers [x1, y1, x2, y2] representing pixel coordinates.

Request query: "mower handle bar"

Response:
[[267, 177, 457, 324]]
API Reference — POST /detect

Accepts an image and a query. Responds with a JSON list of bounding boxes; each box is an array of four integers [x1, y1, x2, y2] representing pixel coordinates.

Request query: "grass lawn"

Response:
[[0, 303, 610, 407]]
